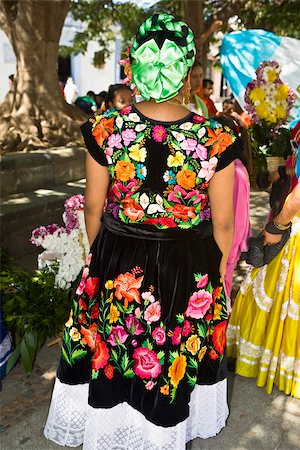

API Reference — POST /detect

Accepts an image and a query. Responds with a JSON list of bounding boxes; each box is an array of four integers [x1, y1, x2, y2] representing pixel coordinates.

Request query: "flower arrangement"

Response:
[[31, 194, 89, 289], [244, 61, 295, 165]]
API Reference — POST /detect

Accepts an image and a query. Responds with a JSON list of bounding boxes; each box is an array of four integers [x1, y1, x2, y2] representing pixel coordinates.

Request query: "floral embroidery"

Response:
[[89, 108, 235, 230], [62, 264, 227, 403]]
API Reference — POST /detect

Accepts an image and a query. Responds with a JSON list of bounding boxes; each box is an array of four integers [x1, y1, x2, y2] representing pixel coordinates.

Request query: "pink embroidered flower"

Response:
[[125, 314, 144, 335], [180, 138, 197, 155], [182, 320, 192, 337], [197, 274, 209, 289], [133, 347, 162, 379], [145, 380, 155, 390], [144, 301, 161, 324], [184, 190, 207, 205], [193, 115, 205, 124], [167, 185, 187, 204], [86, 253, 92, 266], [192, 144, 207, 160], [76, 278, 86, 296], [171, 326, 182, 345], [132, 339, 138, 347], [107, 325, 129, 346], [152, 125, 167, 142], [122, 129, 136, 146], [152, 327, 166, 345], [198, 157, 218, 182], [120, 105, 132, 115], [135, 307, 142, 318], [109, 179, 139, 201], [108, 133, 122, 149], [82, 267, 89, 279], [185, 290, 213, 319], [104, 148, 113, 164], [84, 277, 100, 299], [142, 291, 155, 303]]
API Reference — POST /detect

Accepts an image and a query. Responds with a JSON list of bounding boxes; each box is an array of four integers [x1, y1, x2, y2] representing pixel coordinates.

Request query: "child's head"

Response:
[[222, 97, 234, 114], [105, 84, 134, 109]]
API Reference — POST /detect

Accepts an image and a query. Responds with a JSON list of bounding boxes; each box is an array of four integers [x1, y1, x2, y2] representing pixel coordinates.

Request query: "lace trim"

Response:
[[44, 378, 228, 449], [253, 266, 274, 312]]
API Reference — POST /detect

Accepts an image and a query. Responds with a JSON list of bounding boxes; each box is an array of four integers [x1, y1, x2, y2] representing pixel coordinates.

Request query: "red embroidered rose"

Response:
[[158, 217, 177, 228], [152, 327, 166, 345], [78, 298, 87, 311], [208, 349, 219, 360], [90, 304, 99, 319], [171, 326, 182, 345], [92, 336, 110, 370], [212, 321, 227, 354], [84, 277, 100, 299], [167, 204, 196, 222], [104, 364, 115, 379], [133, 347, 162, 379]]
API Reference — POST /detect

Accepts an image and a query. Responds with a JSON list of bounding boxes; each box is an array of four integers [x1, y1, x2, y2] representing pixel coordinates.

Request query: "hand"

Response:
[[263, 230, 282, 246]]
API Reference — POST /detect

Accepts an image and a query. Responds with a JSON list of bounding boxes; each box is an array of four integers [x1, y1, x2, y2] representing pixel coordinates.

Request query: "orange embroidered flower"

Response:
[[109, 304, 120, 324], [92, 336, 110, 370], [160, 384, 169, 395], [115, 160, 136, 182], [122, 197, 145, 221], [92, 117, 114, 147], [212, 321, 227, 354], [213, 303, 222, 321], [186, 335, 201, 355], [176, 169, 196, 190], [208, 349, 219, 360], [204, 128, 233, 157], [114, 272, 144, 308], [167, 204, 196, 222], [168, 354, 187, 388], [104, 364, 115, 379], [198, 345, 207, 361], [80, 323, 98, 351]]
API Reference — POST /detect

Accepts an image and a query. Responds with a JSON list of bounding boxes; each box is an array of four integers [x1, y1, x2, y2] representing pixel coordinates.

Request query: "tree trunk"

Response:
[[0, 0, 86, 153]]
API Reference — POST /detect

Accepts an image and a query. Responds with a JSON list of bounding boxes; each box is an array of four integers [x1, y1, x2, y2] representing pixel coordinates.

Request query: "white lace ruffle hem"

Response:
[[44, 378, 228, 449]]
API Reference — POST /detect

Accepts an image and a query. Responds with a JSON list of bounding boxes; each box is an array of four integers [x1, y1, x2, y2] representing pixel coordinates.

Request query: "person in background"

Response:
[[95, 91, 107, 109], [104, 83, 134, 110], [64, 77, 79, 105], [75, 91, 98, 115], [197, 79, 218, 117], [188, 61, 208, 117]]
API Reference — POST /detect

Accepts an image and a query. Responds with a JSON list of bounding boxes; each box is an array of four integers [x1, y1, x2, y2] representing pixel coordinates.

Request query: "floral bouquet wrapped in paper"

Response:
[[244, 61, 295, 166], [31, 194, 89, 289]]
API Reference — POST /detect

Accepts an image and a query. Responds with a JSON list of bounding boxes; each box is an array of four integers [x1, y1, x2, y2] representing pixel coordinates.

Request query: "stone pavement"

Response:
[[1, 189, 300, 450]]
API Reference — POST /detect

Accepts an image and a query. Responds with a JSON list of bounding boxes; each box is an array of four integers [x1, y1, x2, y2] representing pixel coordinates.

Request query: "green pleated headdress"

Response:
[[130, 14, 196, 103]]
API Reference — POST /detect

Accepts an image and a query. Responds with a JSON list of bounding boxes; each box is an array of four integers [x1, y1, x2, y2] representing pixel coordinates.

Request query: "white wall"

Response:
[[0, 30, 16, 101]]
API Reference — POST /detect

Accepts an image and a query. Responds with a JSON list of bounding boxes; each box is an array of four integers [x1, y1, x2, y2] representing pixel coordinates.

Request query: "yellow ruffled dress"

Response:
[[227, 214, 300, 398]]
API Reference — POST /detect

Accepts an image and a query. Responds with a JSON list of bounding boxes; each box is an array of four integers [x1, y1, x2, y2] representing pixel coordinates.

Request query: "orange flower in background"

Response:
[[205, 128, 233, 157], [114, 272, 144, 308], [212, 320, 227, 354], [168, 354, 187, 388], [176, 169, 196, 190], [115, 160, 136, 182], [92, 117, 114, 147]]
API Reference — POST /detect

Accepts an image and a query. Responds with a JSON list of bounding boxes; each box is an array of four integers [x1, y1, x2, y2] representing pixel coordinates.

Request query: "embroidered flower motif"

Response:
[[171, 326, 182, 345], [171, 131, 185, 142], [167, 204, 196, 222], [179, 122, 193, 130], [125, 314, 144, 335], [193, 144, 207, 160], [145, 380, 155, 390], [193, 115, 206, 124], [198, 157, 218, 182], [142, 291, 155, 303], [152, 125, 167, 142], [107, 325, 129, 346], [144, 301, 161, 324], [198, 345, 207, 361], [120, 105, 132, 115], [90, 304, 99, 319], [197, 127, 206, 139], [104, 148, 113, 164], [114, 271, 144, 308], [65, 310, 73, 328], [80, 323, 97, 350], [212, 321, 227, 354], [136, 164, 147, 180], [197, 274, 209, 289], [104, 364, 115, 379], [128, 113, 140, 122], [122, 129, 136, 146], [84, 277, 100, 300], [182, 320, 192, 337], [92, 336, 110, 370], [109, 304, 120, 324], [180, 138, 197, 155], [69, 327, 81, 342], [205, 128, 233, 157], [160, 384, 169, 395], [167, 151, 185, 167], [168, 355, 187, 388], [152, 327, 166, 345], [208, 349, 219, 360], [115, 160, 136, 182], [123, 197, 145, 221], [92, 117, 114, 147], [129, 144, 147, 162], [133, 347, 162, 379], [116, 116, 123, 129], [176, 169, 196, 190], [213, 303, 222, 321], [135, 124, 147, 132], [185, 290, 213, 319], [186, 335, 201, 355], [163, 170, 176, 184], [108, 133, 122, 149], [105, 280, 114, 290]]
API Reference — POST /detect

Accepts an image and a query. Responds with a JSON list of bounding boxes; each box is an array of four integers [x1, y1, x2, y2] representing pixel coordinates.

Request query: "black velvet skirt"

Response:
[[57, 214, 228, 427]]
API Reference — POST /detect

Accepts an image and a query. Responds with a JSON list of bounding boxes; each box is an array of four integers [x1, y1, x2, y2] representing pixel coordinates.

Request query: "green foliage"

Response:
[[1, 263, 76, 374]]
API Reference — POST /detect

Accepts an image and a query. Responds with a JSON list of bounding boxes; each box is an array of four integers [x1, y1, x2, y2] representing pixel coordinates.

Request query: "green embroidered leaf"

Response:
[[142, 339, 153, 350], [124, 368, 135, 378], [136, 134, 145, 142], [124, 153, 131, 162], [178, 222, 192, 229], [170, 386, 177, 403], [169, 350, 179, 363], [118, 210, 127, 223], [163, 199, 172, 209], [187, 358, 198, 370], [197, 323, 206, 338], [187, 373, 197, 387], [112, 150, 122, 161], [157, 351, 165, 361], [71, 349, 87, 361], [124, 304, 134, 314], [61, 346, 70, 364], [176, 313, 184, 324], [105, 324, 111, 335], [191, 215, 201, 226], [194, 272, 202, 282], [121, 354, 129, 370], [111, 349, 118, 361], [92, 369, 99, 380]]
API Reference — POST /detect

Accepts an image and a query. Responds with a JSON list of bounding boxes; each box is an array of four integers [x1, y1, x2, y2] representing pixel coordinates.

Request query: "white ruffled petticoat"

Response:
[[44, 378, 228, 449]]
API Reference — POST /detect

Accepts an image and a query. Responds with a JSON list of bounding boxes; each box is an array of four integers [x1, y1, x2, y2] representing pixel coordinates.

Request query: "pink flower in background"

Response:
[[122, 129, 136, 146], [104, 148, 113, 164], [197, 274, 209, 289], [152, 125, 167, 142], [152, 327, 166, 345], [185, 290, 213, 319], [108, 133, 122, 149], [133, 347, 162, 379], [180, 138, 197, 155], [198, 157, 218, 181], [144, 301, 161, 324], [107, 326, 129, 346]]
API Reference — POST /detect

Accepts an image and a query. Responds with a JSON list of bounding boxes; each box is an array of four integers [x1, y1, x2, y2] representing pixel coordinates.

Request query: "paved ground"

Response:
[[1, 189, 300, 450]]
